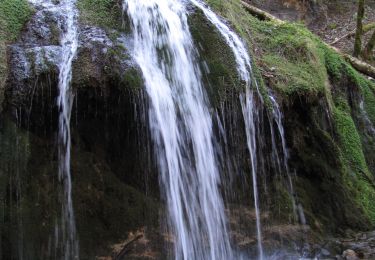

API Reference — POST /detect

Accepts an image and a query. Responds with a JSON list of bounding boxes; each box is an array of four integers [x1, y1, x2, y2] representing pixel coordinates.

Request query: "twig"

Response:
[[114, 234, 143, 260]]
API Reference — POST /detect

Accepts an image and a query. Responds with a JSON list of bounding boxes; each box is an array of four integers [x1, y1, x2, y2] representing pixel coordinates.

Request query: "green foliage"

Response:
[[77, 0, 123, 30]]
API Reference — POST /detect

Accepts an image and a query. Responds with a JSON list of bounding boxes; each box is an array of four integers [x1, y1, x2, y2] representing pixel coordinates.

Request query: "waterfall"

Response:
[[189, 1, 264, 258], [56, 0, 79, 258], [123, 1, 233, 259]]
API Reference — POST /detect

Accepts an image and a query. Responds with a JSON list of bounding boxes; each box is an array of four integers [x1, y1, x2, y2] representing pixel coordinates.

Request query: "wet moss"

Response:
[[333, 104, 375, 224], [205, 0, 272, 107], [188, 9, 241, 107], [248, 20, 329, 100], [362, 82, 375, 124], [121, 68, 143, 91], [269, 179, 295, 223], [333, 106, 367, 173], [262, 53, 326, 97]]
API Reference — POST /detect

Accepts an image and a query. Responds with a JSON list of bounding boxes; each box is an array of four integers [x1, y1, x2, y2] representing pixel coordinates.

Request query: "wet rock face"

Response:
[[20, 6, 61, 47], [282, 95, 372, 232], [306, 230, 375, 259], [1, 2, 158, 259], [4, 1, 138, 125]]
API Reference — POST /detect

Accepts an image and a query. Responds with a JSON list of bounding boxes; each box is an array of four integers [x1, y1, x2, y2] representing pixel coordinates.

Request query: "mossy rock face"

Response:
[[3, 0, 375, 256], [0, 0, 33, 110], [206, 0, 375, 232], [284, 99, 371, 231], [188, 8, 242, 107], [0, 0, 33, 41], [0, 94, 159, 259], [1, 2, 157, 257]]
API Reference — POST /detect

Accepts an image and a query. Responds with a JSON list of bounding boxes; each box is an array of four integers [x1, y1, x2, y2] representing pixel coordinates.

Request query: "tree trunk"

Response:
[[354, 0, 365, 57], [363, 30, 375, 60]]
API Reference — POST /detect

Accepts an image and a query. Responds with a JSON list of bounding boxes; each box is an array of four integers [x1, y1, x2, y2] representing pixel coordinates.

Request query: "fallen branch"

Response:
[[342, 51, 375, 79], [241, 1, 283, 23], [331, 29, 356, 45], [114, 234, 143, 260], [241, 1, 375, 79], [331, 23, 375, 45]]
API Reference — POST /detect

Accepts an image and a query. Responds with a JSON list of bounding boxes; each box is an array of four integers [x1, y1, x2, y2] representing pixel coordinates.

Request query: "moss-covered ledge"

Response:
[[206, 0, 375, 230], [77, 0, 123, 32], [0, 0, 33, 110]]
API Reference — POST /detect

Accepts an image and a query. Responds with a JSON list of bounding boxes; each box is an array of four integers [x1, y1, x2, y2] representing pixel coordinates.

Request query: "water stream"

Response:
[[190, 1, 264, 258], [124, 1, 233, 259], [269, 96, 298, 221], [360, 99, 375, 136], [55, 0, 79, 258]]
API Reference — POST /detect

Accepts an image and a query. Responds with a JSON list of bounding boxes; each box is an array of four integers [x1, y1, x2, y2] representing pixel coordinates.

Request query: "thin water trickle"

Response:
[[269, 96, 298, 222], [27, 0, 80, 257], [52, 0, 80, 258], [190, 1, 264, 258], [360, 99, 375, 136], [124, 1, 233, 259]]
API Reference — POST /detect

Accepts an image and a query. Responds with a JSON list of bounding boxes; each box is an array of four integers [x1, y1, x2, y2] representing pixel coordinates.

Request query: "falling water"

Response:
[[56, 0, 79, 259], [360, 99, 375, 136], [190, 1, 264, 258], [269, 96, 298, 221], [124, 1, 233, 259]]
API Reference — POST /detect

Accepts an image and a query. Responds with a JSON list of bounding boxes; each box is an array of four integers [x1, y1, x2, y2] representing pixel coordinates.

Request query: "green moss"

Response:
[[321, 46, 345, 80], [262, 54, 326, 97], [188, 10, 241, 107], [206, 0, 375, 227], [269, 179, 295, 223], [362, 82, 375, 124], [122, 68, 143, 91], [77, 0, 123, 30], [0, 0, 32, 41], [0, 0, 32, 109], [333, 104, 375, 224], [320, 43, 375, 126], [206, 0, 328, 101], [333, 106, 367, 172]]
